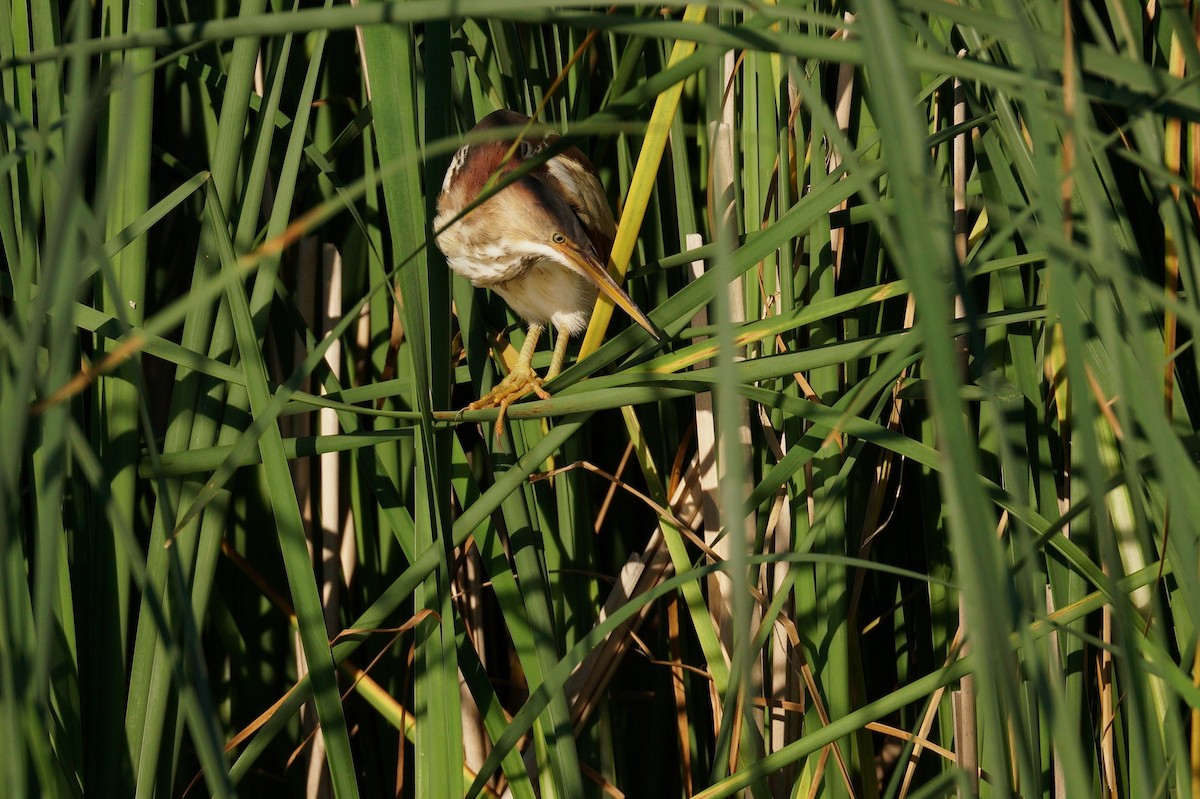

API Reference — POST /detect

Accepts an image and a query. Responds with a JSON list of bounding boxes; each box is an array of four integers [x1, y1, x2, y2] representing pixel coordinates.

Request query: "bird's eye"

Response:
[[552, 233, 566, 244]]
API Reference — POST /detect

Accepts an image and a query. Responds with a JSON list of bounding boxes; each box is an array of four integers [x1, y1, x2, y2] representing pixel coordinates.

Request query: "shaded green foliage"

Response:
[[1, 1, 1197, 796]]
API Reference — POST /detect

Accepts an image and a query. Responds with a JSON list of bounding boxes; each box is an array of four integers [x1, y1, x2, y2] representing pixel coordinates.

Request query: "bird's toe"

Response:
[[466, 366, 546, 411], [463, 364, 551, 438]]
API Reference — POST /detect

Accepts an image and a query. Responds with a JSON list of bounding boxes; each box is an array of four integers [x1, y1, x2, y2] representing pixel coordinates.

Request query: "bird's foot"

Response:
[[467, 362, 551, 438]]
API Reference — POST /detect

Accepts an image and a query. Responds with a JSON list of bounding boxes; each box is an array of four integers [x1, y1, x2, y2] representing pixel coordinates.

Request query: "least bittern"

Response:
[[434, 109, 659, 434]]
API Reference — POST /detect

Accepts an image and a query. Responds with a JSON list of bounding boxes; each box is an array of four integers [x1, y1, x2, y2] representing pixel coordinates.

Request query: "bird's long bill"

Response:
[[556, 244, 662, 341]]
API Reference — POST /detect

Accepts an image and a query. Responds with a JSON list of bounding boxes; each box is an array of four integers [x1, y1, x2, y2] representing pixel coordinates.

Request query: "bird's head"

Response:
[[482, 177, 660, 341]]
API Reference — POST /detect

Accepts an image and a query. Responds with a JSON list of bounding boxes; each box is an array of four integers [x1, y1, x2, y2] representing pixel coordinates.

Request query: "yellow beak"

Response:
[[554, 242, 662, 341]]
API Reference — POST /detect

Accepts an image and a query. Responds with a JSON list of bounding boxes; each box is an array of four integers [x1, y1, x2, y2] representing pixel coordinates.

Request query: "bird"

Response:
[[434, 109, 659, 435]]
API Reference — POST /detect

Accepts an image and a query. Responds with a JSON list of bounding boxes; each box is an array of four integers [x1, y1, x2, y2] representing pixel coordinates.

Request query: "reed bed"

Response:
[[2, 1, 1198, 796]]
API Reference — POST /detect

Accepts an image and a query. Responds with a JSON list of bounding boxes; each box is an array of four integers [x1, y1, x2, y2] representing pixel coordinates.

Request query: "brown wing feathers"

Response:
[[463, 110, 616, 259]]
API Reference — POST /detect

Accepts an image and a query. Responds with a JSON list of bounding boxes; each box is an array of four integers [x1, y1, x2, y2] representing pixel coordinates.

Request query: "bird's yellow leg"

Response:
[[490, 330, 570, 438], [468, 324, 552, 436], [545, 327, 572, 383]]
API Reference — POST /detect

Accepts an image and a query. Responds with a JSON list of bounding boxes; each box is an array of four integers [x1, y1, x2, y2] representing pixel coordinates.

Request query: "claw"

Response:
[[466, 360, 548, 438]]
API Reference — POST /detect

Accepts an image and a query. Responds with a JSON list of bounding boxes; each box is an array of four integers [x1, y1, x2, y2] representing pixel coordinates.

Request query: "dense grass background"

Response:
[[3, 1, 1199, 796]]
